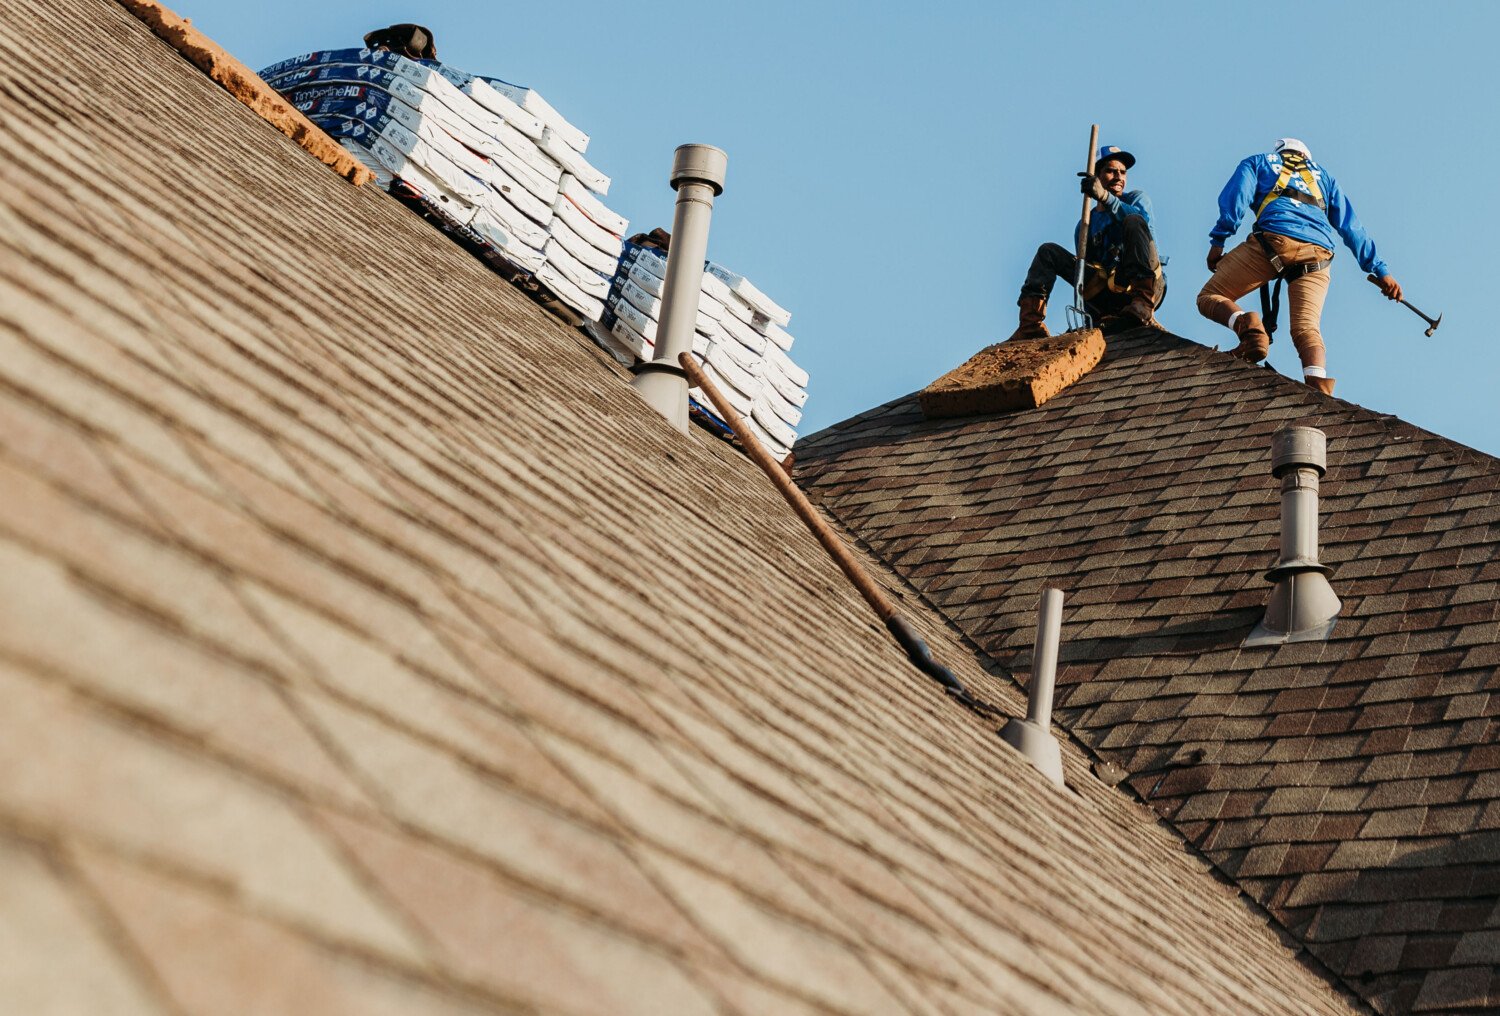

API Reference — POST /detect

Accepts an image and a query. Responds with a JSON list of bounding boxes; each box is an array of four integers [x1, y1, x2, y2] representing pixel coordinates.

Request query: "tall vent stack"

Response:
[[1245, 426, 1341, 646]]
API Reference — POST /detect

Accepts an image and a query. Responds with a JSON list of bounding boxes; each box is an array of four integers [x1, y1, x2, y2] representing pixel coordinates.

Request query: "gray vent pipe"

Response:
[[1000, 588, 1066, 788], [630, 144, 728, 432], [1245, 426, 1342, 646]]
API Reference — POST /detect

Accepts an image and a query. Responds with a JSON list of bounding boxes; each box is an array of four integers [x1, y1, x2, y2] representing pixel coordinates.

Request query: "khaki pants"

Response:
[[1196, 234, 1334, 369]]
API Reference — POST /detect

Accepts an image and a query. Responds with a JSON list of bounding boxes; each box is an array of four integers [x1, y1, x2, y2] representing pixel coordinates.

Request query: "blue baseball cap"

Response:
[[1096, 145, 1135, 169]]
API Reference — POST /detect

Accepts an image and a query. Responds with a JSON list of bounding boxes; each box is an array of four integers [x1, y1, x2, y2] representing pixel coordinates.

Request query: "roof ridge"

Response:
[[805, 324, 1500, 474]]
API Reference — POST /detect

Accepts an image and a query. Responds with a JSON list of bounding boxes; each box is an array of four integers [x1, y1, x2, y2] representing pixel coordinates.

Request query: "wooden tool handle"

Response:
[[1077, 123, 1100, 261]]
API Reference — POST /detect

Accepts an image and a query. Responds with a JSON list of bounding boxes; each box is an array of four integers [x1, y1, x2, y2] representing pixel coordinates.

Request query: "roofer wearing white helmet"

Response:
[[1007, 145, 1165, 341], [1198, 138, 1402, 396]]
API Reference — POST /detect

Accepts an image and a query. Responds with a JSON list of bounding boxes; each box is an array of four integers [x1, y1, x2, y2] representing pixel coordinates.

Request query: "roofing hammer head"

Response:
[[1425, 313, 1442, 337]]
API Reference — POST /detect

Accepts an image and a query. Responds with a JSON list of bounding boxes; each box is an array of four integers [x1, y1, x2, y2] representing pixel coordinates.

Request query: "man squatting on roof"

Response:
[[1008, 145, 1165, 341], [1198, 138, 1402, 396]]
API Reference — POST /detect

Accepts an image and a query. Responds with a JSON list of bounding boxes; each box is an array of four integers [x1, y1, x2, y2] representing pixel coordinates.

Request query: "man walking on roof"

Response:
[[1008, 145, 1165, 341], [1197, 138, 1402, 396]]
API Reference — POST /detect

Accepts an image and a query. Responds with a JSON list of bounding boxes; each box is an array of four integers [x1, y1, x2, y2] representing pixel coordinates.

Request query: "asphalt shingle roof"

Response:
[[797, 328, 1500, 1014], [0, 2, 1370, 1014]]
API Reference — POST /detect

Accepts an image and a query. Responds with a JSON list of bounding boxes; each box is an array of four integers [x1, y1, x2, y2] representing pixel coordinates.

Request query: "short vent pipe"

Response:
[[630, 144, 728, 433], [1245, 426, 1342, 646], [1000, 588, 1066, 788]]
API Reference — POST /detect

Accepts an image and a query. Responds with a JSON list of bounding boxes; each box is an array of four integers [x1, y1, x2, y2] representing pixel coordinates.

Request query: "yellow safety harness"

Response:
[[1252, 150, 1334, 338], [1255, 150, 1325, 219]]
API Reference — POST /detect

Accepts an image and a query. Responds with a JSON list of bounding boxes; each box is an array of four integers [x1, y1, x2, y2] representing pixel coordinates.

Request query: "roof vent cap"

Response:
[[1245, 425, 1341, 647]]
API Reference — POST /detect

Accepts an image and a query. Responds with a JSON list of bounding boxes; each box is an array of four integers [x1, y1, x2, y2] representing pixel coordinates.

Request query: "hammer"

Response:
[[1368, 274, 1442, 336]]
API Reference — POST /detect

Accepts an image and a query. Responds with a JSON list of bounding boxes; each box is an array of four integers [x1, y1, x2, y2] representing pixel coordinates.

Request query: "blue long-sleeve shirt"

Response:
[[1209, 153, 1390, 277], [1078, 189, 1159, 266]]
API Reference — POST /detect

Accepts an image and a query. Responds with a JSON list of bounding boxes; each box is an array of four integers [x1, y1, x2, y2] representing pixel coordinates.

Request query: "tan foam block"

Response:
[[919, 328, 1105, 418], [114, 0, 375, 186]]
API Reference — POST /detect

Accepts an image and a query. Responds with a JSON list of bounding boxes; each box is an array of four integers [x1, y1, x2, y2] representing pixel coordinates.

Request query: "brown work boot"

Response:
[[1305, 376, 1336, 396], [1006, 296, 1049, 342], [1229, 311, 1271, 362], [1116, 280, 1159, 329]]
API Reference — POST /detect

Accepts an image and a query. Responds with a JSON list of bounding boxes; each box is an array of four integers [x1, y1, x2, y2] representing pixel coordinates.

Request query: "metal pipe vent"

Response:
[[630, 144, 728, 433], [1245, 426, 1341, 647], [1000, 588, 1066, 787]]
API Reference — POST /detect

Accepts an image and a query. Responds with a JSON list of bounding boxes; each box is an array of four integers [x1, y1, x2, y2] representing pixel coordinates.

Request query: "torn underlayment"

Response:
[[920, 328, 1105, 417]]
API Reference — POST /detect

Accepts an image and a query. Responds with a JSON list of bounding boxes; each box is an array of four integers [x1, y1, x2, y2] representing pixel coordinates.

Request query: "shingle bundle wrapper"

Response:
[[258, 48, 625, 322], [591, 241, 809, 459]]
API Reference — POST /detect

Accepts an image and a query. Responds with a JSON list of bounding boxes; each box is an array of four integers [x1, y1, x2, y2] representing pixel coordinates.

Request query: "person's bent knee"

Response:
[[1291, 329, 1326, 365], [1197, 288, 1232, 323]]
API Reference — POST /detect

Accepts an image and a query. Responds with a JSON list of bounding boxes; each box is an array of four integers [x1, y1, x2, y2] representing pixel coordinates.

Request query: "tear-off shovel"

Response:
[[1066, 124, 1100, 333], [1368, 274, 1442, 336]]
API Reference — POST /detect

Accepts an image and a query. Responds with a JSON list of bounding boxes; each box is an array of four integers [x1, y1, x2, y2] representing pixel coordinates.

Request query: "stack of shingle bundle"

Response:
[[595, 240, 809, 458], [258, 48, 625, 322]]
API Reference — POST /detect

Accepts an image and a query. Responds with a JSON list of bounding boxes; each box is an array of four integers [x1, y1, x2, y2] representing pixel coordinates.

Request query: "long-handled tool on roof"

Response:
[[1367, 274, 1442, 336], [677, 351, 1001, 719], [1065, 123, 1101, 333]]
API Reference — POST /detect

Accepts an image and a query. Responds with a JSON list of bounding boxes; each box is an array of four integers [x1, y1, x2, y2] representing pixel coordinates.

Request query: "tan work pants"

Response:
[[1196, 234, 1334, 369]]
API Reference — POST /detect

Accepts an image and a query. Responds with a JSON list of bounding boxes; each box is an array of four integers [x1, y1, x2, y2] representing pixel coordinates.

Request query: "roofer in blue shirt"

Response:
[[1007, 144, 1165, 341], [1197, 138, 1402, 396]]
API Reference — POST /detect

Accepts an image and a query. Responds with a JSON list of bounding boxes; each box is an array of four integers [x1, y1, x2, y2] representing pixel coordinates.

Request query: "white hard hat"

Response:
[[1274, 138, 1312, 158]]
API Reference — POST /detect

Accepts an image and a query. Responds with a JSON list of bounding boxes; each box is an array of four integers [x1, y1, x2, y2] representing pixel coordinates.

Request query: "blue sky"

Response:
[[182, 1, 1495, 455]]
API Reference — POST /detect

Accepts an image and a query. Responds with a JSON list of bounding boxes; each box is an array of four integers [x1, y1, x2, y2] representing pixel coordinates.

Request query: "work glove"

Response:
[[1377, 275, 1403, 302], [1078, 172, 1109, 203], [1207, 246, 1225, 271]]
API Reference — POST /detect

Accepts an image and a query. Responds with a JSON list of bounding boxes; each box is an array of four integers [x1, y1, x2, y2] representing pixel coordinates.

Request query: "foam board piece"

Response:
[[705, 263, 791, 326], [540, 129, 609, 194], [920, 329, 1106, 417], [612, 279, 717, 333], [480, 76, 590, 154], [710, 337, 760, 374], [608, 295, 655, 340], [468, 211, 545, 272], [756, 386, 803, 428], [625, 261, 663, 298], [718, 310, 769, 355], [765, 342, 809, 387], [751, 401, 797, 448], [743, 417, 792, 459], [718, 290, 754, 326], [344, 140, 477, 223], [620, 242, 667, 279], [550, 216, 618, 276], [553, 195, 624, 258], [472, 191, 549, 251], [760, 362, 808, 408], [280, 63, 563, 188], [762, 320, 795, 352], [700, 270, 734, 307], [692, 367, 754, 418], [544, 238, 610, 299], [706, 344, 762, 400], [432, 66, 545, 138], [609, 318, 654, 360], [269, 52, 506, 137], [559, 175, 627, 236], [535, 261, 604, 321], [306, 100, 554, 224], [584, 320, 636, 367]]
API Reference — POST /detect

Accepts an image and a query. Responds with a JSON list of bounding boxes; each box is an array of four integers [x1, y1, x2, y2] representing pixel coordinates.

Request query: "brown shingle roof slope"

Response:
[[0, 2, 1360, 1013], [796, 327, 1500, 1015]]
